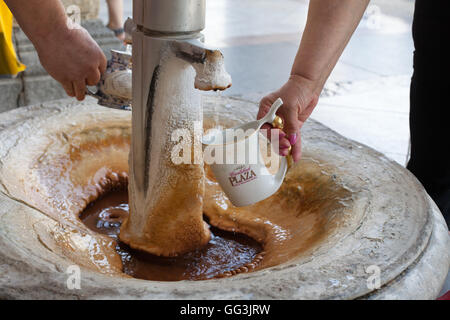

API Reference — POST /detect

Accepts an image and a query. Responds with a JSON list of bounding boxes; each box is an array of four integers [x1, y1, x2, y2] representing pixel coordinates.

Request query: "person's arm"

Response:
[[258, 0, 370, 162], [4, 0, 107, 100]]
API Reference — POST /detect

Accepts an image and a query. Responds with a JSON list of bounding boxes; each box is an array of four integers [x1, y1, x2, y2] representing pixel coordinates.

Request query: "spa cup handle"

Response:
[[271, 112, 293, 168], [86, 49, 132, 111], [267, 112, 291, 193]]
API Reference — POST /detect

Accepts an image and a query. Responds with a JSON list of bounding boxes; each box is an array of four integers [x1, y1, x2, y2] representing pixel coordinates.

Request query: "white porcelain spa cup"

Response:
[[203, 98, 290, 207]]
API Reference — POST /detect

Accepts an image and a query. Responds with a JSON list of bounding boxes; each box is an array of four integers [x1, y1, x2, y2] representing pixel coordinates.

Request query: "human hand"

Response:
[[257, 75, 319, 163], [34, 18, 107, 100]]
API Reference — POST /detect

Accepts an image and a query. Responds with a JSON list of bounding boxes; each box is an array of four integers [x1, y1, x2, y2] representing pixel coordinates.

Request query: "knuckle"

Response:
[[285, 119, 300, 131], [72, 73, 84, 82], [87, 63, 98, 74], [87, 69, 100, 82]]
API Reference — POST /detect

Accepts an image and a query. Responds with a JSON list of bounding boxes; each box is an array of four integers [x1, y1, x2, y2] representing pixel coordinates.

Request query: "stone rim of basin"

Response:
[[0, 95, 448, 299]]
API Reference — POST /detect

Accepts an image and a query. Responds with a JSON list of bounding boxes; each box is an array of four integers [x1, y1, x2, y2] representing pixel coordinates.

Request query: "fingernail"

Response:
[[279, 131, 286, 138], [288, 134, 297, 145]]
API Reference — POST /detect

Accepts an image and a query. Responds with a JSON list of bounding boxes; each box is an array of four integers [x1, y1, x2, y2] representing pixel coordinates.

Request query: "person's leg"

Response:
[[407, 0, 450, 227], [408, 67, 450, 226], [106, 0, 124, 41]]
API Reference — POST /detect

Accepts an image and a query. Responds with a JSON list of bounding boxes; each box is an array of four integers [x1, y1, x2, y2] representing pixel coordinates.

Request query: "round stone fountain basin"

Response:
[[0, 96, 448, 299]]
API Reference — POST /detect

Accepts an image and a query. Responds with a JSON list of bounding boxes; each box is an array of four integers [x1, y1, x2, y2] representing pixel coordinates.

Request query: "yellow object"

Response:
[[0, 1, 26, 77], [272, 115, 293, 168], [272, 115, 284, 130]]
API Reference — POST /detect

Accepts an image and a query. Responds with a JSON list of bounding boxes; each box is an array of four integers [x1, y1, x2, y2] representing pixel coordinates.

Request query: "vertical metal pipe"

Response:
[[141, 0, 206, 33]]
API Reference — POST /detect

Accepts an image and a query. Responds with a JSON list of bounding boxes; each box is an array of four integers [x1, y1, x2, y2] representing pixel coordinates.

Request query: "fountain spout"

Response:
[[174, 39, 232, 91], [119, 0, 232, 256]]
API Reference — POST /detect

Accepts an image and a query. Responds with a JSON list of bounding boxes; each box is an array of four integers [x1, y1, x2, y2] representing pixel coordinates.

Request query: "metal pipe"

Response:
[[134, 0, 206, 33], [119, 0, 232, 256]]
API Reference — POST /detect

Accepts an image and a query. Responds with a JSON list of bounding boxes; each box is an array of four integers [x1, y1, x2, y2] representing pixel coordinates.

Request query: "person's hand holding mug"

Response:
[[4, 0, 108, 101], [34, 18, 107, 101], [257, 74, 319, 163]]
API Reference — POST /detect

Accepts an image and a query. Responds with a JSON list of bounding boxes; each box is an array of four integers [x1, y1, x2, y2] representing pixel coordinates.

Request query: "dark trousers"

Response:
[[407, 0, 450, 227]]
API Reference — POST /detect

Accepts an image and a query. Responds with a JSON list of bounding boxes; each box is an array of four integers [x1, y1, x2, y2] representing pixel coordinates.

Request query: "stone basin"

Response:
[[0, 95, 448, 299]]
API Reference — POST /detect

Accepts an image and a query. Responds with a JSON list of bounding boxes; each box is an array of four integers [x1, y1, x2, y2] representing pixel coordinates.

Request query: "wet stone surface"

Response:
[[80, 188, 263, 281]]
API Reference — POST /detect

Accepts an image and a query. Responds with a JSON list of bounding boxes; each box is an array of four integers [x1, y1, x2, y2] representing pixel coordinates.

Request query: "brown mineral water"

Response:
[[80, 188, 263, 281]]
